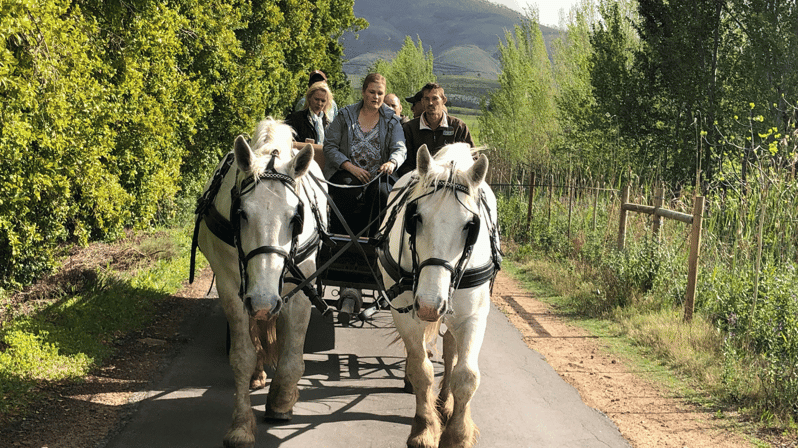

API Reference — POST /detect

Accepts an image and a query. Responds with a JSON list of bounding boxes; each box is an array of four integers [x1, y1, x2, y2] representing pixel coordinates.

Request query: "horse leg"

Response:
[[222, 299, 258, 448], [264, 294, 311, 422], [437, 328, 457, 426], [439, 315, 487, 448], [395, 314, 441, 448]]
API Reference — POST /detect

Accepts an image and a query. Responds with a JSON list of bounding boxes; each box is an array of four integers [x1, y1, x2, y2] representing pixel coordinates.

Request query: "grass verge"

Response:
[[0, 226, 203, 424], [502, 254, 790, 447]]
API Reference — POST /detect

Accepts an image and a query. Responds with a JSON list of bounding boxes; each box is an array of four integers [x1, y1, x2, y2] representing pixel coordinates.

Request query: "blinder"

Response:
[[464, 214, 480, 250], [403, 201, 418, 236], [291, 204, 305, 240]]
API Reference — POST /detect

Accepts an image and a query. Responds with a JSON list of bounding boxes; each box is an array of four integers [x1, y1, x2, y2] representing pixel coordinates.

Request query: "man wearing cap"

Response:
[[396, 82, 474, 177], [405, 90, 425, 119], [294, 70, 338, 121]]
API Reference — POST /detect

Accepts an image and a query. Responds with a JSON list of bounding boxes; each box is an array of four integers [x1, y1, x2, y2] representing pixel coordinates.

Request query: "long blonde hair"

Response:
[[303, 81, 334, 116]]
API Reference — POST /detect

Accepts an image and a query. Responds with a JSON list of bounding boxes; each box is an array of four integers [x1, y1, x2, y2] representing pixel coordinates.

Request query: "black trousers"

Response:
[[328, 170, 395, 237]]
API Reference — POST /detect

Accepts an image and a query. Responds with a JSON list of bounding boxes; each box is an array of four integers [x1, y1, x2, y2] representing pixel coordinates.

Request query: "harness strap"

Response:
[[417, 258, 455, 275], [203, 205, 235, 246], [244, 245, 290, 263], [378, 241, 499, 293], [190, 152, 236, 283]]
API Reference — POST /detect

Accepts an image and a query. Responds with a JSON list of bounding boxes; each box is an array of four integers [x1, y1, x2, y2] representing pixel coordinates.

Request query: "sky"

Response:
[[491, 0, 579, 28]]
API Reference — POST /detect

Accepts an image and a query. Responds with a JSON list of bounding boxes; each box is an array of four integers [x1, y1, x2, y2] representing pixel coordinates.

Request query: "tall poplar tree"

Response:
[[552, 0, 601, 173], [479, 14, 559, 183]]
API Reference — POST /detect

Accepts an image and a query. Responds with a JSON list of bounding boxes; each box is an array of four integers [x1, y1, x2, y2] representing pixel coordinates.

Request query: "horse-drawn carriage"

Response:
[[190, 118, 502, 448]]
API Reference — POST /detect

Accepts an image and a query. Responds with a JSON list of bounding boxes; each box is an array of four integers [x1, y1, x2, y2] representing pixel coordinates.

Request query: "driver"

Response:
[[322, 73, 407, 235]]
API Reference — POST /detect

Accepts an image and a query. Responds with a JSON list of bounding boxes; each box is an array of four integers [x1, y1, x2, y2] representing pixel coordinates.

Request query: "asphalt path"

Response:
[[104, 288, 630, 448]]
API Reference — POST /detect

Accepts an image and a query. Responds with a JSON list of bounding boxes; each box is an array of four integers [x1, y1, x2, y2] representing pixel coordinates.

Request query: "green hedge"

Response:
[[0, 0, 366, 289]]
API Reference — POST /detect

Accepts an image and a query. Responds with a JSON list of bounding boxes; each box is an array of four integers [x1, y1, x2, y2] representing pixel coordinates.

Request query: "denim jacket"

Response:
[[322, 101, 407, 179]]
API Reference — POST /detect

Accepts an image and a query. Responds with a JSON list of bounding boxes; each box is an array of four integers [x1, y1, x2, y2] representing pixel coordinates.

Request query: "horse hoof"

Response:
[[264, 407, 293, 423]]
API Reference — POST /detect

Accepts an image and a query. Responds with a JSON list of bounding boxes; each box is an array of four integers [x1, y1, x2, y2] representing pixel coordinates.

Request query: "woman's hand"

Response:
[[342, 161, 371, 184], [378, 160, 396, 175]]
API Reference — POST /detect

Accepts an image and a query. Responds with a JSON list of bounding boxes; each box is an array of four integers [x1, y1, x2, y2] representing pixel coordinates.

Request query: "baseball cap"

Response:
[[405, 90, 423, 104]]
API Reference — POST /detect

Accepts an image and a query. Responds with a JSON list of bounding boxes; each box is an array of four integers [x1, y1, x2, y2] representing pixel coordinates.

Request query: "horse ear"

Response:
[[466, 154, 488, 186], [290, 144, 314, 178], [234, 135, 254, 173], [417, 144, 432, 175]]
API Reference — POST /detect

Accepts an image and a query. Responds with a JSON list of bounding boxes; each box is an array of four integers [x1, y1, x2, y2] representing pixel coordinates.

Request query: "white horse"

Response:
[[378, 143, 502, 448], [192, 118, 327, 448]]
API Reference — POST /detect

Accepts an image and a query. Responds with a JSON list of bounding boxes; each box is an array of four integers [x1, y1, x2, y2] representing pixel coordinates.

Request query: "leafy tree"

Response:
[[552, 0, 602, 174], [479, 13, 559, 183], [0, 0, 366, 289], [632, 0, 728, 183]]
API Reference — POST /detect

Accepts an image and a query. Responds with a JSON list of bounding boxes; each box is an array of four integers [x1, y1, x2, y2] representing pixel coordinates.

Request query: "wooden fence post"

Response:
[[568, 175, 573, 239], [684, 196, 705, 322], [618, 185, 629, 250], [652, 187, 663, 241], [592, 181, 600, 231], [547, 174, 553, 227], [526, 171, 535, 231]]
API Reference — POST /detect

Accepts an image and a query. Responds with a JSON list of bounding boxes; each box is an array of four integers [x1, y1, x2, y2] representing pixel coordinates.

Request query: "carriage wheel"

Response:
[[337, 288, 362, 327]]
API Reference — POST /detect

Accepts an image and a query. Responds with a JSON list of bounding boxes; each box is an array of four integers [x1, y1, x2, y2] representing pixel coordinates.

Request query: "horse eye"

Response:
[[239, 209, 248, 221]]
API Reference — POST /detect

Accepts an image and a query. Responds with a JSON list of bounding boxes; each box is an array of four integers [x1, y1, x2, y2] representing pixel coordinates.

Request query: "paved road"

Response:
[[104, 288, 630, 448]]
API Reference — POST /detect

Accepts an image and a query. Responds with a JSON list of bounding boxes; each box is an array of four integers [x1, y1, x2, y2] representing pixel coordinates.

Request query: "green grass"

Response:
[[503, 255, 770, 445], [0, 226, 203, 422], [498, 174, 798, 442]]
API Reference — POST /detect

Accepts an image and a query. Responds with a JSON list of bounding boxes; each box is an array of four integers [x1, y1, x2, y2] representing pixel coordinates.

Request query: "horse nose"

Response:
[[243, 294, 282, 319], [414, 296, 447, 322]]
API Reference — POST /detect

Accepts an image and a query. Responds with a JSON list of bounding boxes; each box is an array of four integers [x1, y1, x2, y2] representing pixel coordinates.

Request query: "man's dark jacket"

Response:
[[397, 112, 474, 177]]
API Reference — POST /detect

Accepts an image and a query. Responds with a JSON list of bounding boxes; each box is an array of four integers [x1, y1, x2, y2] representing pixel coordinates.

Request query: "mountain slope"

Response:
[[342, 0, 556, 78]]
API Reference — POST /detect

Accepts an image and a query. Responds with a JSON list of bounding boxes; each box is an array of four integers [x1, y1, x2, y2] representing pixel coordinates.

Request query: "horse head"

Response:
[[408, 144, 488, 322], [232, 120, 315, 320]]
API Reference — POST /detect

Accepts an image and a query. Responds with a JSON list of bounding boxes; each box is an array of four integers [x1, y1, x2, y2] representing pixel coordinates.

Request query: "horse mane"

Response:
[[246, 117, 295, 179], [410, 143, 482, 208]]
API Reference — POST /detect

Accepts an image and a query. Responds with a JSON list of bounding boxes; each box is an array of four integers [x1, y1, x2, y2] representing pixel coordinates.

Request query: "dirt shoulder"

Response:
[[0, 267, 216, 448], [490, 271, 759, 448]]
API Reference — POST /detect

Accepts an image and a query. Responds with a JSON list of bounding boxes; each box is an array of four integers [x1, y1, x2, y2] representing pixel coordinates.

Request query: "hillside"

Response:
[[342, 0, 560, 79]]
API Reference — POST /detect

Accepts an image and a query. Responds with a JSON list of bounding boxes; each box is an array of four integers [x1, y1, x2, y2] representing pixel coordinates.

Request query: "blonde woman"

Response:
[[286, 81, 334, 147]]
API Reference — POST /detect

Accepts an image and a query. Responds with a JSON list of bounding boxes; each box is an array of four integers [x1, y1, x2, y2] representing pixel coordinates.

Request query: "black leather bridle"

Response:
[[398, 178, 483, 315], [231, 151, 305, 300]]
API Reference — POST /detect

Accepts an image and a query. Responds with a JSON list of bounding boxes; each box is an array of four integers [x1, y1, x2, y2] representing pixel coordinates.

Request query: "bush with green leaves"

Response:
[[0, 0, 366, 289]]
